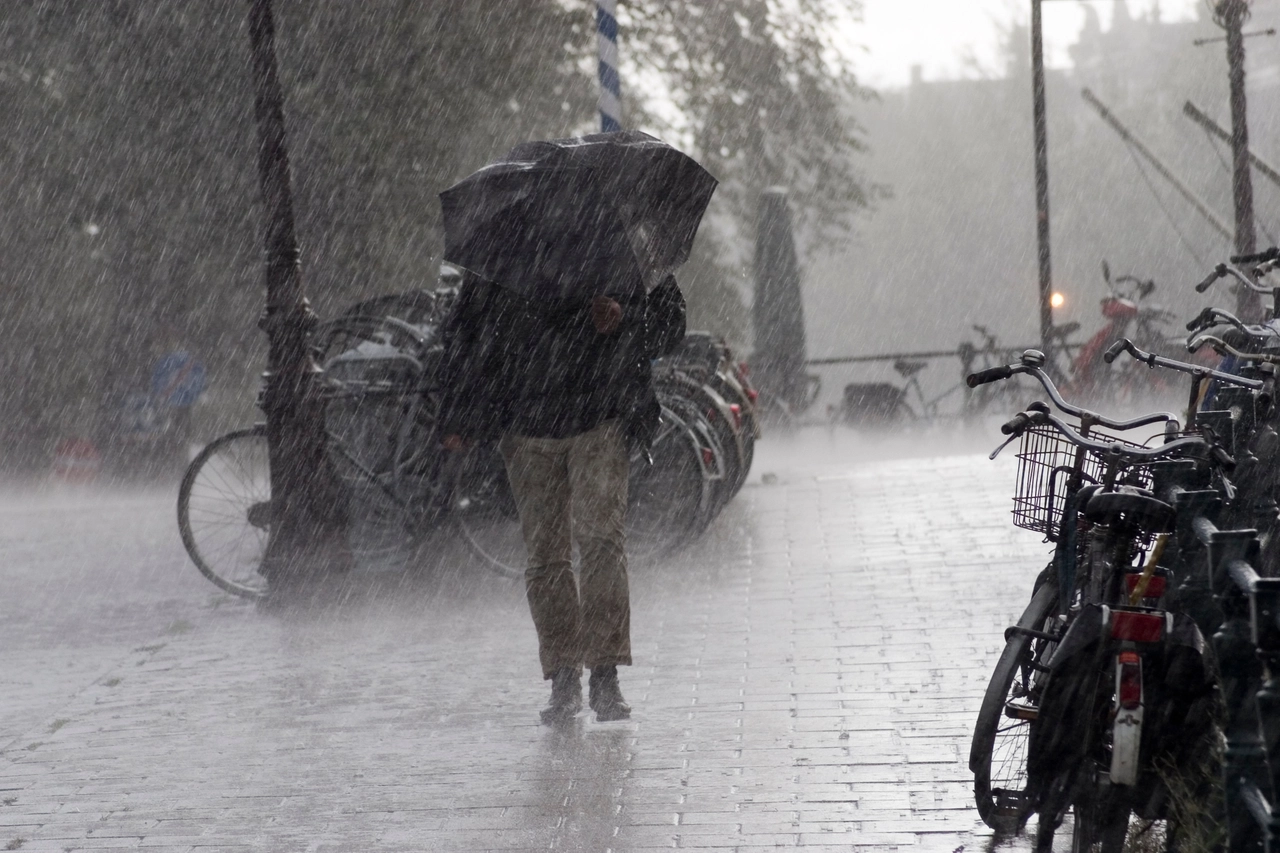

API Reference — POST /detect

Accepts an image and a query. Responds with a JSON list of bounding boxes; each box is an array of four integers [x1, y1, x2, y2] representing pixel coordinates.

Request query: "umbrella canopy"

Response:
[[440, 131, 717, 301]]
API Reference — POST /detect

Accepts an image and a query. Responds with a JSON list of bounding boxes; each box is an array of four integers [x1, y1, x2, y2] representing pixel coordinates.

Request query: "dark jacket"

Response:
[[435, 274, 686, 449]]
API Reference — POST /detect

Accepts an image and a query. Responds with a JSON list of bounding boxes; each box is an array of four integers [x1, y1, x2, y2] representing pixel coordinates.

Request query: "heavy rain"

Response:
[[4, 1, 1280, 850]]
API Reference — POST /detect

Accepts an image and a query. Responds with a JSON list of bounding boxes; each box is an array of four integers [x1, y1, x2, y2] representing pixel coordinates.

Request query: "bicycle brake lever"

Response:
[[989, 433, 1019, 461], [1219, 472, 1237, 502], [1196, 265, 1227, 293], [1186, 307, 1216, 333]]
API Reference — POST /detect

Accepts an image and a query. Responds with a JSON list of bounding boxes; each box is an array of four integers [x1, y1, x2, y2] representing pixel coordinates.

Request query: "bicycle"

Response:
[[958, 324, 1077, 421], [665, 331, 760, 495], [178, 313, 749, 596], [967, 349, 1234, 852], [837, 357, 970, 427], [455, 333, 757, 576], [1063, 262, 1180, 408]]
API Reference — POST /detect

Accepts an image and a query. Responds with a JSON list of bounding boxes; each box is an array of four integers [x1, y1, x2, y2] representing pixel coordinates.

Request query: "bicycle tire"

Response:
[[660, 392, 730, 517], [177, 426, 271, 600], [450, 444, 525, 579], [320, 335, 444, 567], [691, 387, 745, 500], [659, 373, 745, 475], [629, 404, 716, 556], [971, 580, 1059, 833], [453, 402, 718, 574], [1069, 797, 1130, 853], [701, 376, 753, 496]]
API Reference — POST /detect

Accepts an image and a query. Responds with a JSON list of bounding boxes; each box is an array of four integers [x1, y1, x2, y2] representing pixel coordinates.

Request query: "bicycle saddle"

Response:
[[1084, 488, 1176, 533], [893, 359, 928, 379], [1048, 321, 1081, 338]]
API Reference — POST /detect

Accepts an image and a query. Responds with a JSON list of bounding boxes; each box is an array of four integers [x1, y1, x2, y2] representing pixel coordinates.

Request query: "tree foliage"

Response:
[[622, 0, 871, 249], [619, 0, 871, 340], [0, 0, 867, 469]]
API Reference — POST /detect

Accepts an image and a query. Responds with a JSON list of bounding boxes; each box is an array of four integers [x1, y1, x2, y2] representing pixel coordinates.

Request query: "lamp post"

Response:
[[1219, 0, 1256, 260], [1027, 0, 1124, 351], [1031, 0, 1052, 354], [1215, 0, 1261, 318], [246, 0, 348, 588]]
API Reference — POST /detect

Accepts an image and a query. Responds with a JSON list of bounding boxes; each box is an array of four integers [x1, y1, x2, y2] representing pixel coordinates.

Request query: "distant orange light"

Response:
[[1050, 292, 1066, 309]]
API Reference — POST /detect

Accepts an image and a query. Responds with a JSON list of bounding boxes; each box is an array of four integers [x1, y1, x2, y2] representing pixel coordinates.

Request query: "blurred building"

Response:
[[805, 2, 1280, 403]]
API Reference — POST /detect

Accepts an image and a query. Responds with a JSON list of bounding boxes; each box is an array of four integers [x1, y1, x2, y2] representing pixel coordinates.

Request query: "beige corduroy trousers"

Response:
[[499, 419, 632, 679]]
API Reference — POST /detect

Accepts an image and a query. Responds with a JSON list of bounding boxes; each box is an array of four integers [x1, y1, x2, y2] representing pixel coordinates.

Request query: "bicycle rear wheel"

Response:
[[450, 444, 525, 578], [661, 374, 747, 500], [323, 385, 420, 565], [662, 392, 730, 510], [971, 580, 1059, 833], [453, 404, 718, 573], [628, 404, 715, 558], [177, 426, 271, 600]]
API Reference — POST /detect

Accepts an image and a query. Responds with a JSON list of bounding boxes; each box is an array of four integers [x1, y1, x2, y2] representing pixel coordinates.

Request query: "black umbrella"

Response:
[[440, 131, 717, 301]]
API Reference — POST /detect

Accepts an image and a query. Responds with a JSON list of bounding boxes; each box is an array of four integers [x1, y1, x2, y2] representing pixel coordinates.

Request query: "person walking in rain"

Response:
[[436, 258, 686, 724], [435, 131, 714, 725]]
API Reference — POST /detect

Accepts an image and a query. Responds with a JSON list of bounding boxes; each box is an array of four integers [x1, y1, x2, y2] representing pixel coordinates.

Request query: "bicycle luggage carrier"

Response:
[[1012, 424, 1151, 539]]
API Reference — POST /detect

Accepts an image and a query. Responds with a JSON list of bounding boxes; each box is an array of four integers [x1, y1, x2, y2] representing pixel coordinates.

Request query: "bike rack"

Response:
[[806, 343, 1082, 368], [1157, 443, 1280, 852]]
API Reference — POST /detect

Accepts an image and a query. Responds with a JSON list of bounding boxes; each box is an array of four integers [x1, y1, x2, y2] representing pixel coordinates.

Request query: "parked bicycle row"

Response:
[[832, 260, 1193, 428], [176, 282, 758, 599], [967, 248, 1280, 851]]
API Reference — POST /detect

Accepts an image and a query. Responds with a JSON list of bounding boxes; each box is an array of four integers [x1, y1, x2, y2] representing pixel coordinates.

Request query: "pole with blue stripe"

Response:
[[596, 0, 621, 132]]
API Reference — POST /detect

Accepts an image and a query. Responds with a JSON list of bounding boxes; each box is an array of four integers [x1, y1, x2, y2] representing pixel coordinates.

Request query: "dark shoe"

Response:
[[589, 665, 631, 722], [539, 667, 582, 725]]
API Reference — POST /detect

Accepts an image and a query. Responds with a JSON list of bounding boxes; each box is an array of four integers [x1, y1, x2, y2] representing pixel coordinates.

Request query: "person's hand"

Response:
[[590, 296, 622, 334], [442, 434, 471, 452]]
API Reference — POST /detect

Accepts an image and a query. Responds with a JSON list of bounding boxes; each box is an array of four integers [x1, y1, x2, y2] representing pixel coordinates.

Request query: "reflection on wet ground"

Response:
[[1, 428, 1050, 850]]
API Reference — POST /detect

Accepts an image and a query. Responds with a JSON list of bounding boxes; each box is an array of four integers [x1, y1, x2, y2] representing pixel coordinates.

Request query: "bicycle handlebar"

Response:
[[1230, 247, 1280, 266], [1197, 262, 1276, 295], [1103, 339, 1128, 363], [1000, 412, 1033, 435], [1182, 306, 1223, 333], [1106, 337, 1264, 390], [966, 365, 1014, 387], [1183, 308, 1280, 348], [1187, 333, 1280, 368], [1195, 266, 1224, 293], [1005, 409, 1209, 463], [1256, 258, 1280, 278], [966, 350, 1180, 430]]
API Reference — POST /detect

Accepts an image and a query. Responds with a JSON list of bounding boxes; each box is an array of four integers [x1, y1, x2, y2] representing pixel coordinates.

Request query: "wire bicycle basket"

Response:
[[1012, 424, 1152, 539]]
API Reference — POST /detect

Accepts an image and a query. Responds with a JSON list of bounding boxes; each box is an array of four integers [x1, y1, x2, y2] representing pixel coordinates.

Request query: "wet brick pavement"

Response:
[[1, 432, 1053, 851]]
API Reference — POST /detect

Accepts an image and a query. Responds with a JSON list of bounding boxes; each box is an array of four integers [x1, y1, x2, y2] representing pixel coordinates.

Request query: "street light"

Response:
[[1028, 1, 1133, 353], [1212, 0, 1261, 318], [1031, 1, 1261, 327], [245, 0, 350, 589], [1031, 0, 1052, 356]]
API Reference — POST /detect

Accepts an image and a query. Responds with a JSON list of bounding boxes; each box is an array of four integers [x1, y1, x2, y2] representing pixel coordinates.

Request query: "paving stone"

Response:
[[1, 434, 1052, 850]]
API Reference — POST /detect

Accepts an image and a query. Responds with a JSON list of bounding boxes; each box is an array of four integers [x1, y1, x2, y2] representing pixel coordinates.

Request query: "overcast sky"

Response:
[[848, 0, 1202, 88]]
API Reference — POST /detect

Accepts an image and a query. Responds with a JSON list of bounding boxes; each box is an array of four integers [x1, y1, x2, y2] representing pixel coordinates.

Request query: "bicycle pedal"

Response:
[[1004, 702, 1039, 722]]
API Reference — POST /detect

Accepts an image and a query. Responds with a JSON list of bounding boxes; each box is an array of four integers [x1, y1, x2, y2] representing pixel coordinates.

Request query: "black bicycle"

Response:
[[968, 349, 1231, 852]]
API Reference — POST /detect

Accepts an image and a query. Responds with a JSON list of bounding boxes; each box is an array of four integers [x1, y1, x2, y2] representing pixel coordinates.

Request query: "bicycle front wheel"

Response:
[[177, 426, 271, 600], [1069, 797, 1131, 853], [971, 580, 1058, 833]]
